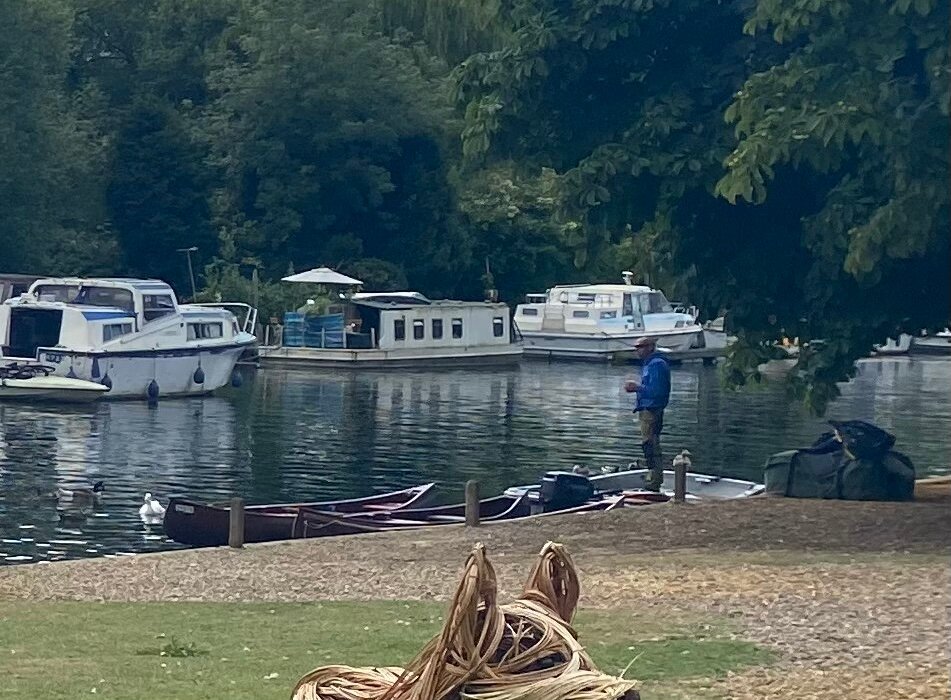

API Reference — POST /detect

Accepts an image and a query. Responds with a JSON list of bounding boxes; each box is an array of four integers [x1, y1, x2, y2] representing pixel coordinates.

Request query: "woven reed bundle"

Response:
[[291, 542, 639, 700]]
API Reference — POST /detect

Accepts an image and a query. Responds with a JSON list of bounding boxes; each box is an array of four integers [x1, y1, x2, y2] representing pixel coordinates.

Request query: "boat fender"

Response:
[[101, 373, 113, 391], [147, 379, 160, 404], [193, 366, 205, 384], [230, 371, 243, 388]]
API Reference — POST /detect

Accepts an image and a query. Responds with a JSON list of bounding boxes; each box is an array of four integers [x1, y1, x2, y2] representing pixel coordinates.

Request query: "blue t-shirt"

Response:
[[635, 352, 671, 411]]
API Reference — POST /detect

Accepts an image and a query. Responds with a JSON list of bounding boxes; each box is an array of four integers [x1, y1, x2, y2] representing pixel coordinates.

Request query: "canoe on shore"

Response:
[[290, 492, 655, 539], [163, 483, 439, 547]]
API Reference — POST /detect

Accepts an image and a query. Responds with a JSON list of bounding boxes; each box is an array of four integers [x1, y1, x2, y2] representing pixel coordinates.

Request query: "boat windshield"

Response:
[[33, 284, 80, 303], [73, 285, 135, 312], [637, 292, 674, 314]]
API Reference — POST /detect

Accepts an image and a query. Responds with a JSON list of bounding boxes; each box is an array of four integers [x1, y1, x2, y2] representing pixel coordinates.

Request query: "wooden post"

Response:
[[465, 480, 480, 527], [674, 463, 687, 504], [229, 497, 245, 548]]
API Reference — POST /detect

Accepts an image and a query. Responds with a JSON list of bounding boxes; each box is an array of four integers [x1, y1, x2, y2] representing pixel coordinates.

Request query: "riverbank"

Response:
[[1, 498, 948, 699]]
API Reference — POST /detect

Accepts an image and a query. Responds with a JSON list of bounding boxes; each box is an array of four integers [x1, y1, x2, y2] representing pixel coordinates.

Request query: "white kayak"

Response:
[[0, 375, 109, 403]]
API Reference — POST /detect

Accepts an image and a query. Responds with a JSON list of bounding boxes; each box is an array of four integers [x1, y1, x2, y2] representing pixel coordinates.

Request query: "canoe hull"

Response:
[[164, 483, 439, 547]]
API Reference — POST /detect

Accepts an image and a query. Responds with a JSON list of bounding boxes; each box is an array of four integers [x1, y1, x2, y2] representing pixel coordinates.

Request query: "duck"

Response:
[[627, 459, 642, 470], [571, 464, 590, 477], [40, 480, 105, 506], [672, 450, 693, 471], [600, 464, 620, 474], [139, 493, 166, 519]]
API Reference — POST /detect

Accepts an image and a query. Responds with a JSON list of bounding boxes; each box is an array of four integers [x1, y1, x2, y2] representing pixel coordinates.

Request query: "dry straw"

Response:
[[292, 542, 640, 700]]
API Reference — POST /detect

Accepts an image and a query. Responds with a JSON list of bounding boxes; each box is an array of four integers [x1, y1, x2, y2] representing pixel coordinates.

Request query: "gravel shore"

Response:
[[2, 497, 948, 699]]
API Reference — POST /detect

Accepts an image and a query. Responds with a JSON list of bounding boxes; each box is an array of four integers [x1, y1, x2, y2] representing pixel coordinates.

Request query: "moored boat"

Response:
[[163, 483, 439, 547], [514, 271, 703, 361], [505, 466, 765, 500], [0, 277, 256, 399], [912, 329, 951, 355], [0, 362, 108, 403], [291, 493, 636, 539]]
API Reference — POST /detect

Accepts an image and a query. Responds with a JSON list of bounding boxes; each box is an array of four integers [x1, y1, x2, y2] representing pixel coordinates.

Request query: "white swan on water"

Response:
[[139, 493, 166, 519]]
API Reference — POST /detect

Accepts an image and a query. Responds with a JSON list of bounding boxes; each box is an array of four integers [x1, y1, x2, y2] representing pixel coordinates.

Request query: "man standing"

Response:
[[624, 337, 671, 491]]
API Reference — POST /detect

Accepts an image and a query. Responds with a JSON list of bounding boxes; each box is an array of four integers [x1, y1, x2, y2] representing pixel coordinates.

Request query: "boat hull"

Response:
[[873, 334, 913, 356], [30, 343, 251, 399], [505, 468, 764, 500], [163, 483, 439, 547], [257, 344, 523, 369], [0, 376, 108, 403], [911, 334, 951, 355], [520, 327, 702, 361]]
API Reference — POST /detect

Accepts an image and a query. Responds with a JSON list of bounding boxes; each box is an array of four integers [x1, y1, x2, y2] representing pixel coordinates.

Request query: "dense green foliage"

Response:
[[0, 0, 947, 409]]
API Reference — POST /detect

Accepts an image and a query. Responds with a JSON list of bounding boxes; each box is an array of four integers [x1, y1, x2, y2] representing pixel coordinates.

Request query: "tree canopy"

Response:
[[0, 0, 946, 411]]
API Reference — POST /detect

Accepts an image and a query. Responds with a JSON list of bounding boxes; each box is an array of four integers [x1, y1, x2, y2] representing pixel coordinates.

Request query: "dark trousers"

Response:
[[638, 408, 665, 489]]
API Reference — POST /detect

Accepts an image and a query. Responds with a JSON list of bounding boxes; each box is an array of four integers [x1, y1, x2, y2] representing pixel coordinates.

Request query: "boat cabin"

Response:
[[281, 292, 513, 351], [515, 281, 692, 336], [0, 278, 242, 359]]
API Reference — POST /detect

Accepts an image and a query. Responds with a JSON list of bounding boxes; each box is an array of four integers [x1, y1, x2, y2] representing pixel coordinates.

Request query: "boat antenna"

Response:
[[621, 271, 634, 286], [177, 246, 198, 301]]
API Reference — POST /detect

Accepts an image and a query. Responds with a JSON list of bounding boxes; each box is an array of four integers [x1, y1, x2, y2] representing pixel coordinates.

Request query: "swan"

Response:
[[139, 493, 166, 518]]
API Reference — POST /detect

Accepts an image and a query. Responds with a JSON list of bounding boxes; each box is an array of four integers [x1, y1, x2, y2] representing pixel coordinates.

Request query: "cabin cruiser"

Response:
[[514, 272, 702, 360], [0, 278, 256, 399]]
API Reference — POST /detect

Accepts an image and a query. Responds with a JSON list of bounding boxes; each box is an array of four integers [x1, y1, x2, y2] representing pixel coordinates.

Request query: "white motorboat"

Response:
[[514, 272, 703, 360], [0, 363, 108, 403], [0, 278, 256, 400], [505, 466, 765, 501], [873, 334, 913, 356], [912, 329, 951, 356]]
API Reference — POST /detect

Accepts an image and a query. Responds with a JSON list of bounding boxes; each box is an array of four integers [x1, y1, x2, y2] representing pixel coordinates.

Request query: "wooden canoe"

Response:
[[163, 483, 439, 547], [291, 493, 634, 539]]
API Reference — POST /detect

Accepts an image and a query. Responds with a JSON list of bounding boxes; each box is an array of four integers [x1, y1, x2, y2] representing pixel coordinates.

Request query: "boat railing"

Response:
[[192, 302, 258, 336]]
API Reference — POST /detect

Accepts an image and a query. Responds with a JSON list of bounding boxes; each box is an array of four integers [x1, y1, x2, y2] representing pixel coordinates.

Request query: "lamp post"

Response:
[[177, 246, 198, 301]]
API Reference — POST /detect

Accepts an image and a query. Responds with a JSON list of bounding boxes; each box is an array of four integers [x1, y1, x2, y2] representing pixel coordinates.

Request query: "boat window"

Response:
[[74, 286, 135, 312], [623, 294, 634, 317], [432, 318, 443, 339], [572, 310, 589, 318], [187, 322, 223, 340], [520, 308, 538, 316], [413, 319, 425, 340], [638, 292, 673, 314], [493, 317, 504, 337], [34, 284, 80, 303], [575, 293, 596, 304], [143, 294, 176, 321], [451, 318, 463, 339], [600, 311, 617, 319], [393, 319, 405, 341], [103, 323, 133, 342]]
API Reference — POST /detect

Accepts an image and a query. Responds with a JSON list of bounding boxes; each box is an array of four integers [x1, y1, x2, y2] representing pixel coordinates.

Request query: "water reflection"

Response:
[[1, 357, 949, 564]]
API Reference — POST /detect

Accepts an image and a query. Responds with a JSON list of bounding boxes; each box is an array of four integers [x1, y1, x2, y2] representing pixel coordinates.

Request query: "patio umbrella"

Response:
[[281, 267, 363, 286]]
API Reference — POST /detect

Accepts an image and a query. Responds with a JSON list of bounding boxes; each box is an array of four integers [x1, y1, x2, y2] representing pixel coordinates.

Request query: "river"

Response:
[[1, 356, 948, 564]]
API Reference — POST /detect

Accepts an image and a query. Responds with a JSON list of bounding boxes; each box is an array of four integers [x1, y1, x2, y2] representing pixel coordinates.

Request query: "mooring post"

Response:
[[229, 497, 246, 548], [465, 480, 480, 527], [674, 463, 687, 504]]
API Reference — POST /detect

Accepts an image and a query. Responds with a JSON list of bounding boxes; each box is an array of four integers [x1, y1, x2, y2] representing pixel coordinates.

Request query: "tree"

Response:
[[201, 0, 471, 295], [711, 0, 950, 410], [397, 0, 949, 412], [0, 0, 112, 274]]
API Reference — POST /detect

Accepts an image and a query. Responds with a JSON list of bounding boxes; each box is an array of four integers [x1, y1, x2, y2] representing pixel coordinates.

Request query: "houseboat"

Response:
[[258, 292, 522, 368], [0, 278, 256, 399], [513, 272, 703, 361]]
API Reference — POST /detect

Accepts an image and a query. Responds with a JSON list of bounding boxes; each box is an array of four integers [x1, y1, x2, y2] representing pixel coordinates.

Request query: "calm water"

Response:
[[1, 357, 949, 564]]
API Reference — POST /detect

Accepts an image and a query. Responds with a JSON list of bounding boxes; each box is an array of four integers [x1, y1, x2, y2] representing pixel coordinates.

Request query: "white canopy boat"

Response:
[[0, 363, 108, 403], [0, 277, 256, 400], [514, 272, 703, 361]]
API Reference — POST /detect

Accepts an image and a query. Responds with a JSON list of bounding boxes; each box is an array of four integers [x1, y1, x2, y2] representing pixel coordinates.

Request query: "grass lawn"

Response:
[[0, 601, 773, 699]]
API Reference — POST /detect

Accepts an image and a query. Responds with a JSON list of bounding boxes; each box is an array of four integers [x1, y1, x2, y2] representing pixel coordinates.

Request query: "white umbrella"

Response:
[[281, 267, 362, 286]]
